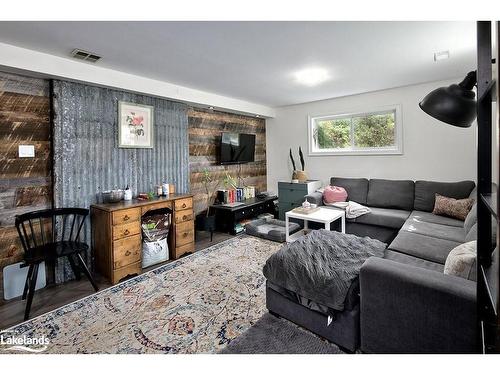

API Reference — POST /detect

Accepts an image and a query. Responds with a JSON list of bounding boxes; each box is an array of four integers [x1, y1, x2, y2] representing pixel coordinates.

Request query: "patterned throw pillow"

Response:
[[444, 241, 477, 281], [432, 193, 474, 220]]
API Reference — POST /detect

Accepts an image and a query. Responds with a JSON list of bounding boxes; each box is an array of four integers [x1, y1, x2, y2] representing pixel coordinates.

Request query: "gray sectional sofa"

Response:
[[304, 177, 480, 353]]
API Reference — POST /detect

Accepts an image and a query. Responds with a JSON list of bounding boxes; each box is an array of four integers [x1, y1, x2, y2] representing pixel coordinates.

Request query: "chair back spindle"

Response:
[[15, 207, 97, 321], [15, 208, 89, 255]]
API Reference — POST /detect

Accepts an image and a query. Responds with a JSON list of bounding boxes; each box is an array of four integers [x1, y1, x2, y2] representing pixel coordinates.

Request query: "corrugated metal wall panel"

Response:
[[52, 80, 189, 281]]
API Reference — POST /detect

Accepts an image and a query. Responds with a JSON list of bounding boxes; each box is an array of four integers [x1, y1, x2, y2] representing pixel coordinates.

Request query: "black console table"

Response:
[[210, 196, 277, 234]]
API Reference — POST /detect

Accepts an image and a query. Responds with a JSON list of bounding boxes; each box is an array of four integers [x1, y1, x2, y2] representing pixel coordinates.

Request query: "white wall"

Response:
[[266, 79, 477, 193], [0, 42, 275, 118]]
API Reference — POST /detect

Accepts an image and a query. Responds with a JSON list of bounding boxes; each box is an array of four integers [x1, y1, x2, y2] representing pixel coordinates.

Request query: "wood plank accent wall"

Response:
[[0, 72, 52, 302], [188, 108, 266, 215]]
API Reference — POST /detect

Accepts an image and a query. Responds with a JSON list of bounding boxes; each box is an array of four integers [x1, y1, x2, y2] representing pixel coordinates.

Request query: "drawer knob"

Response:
[[123, 215, 130, 221], [183, 232, 188, 238], [182, 203, 187, 208], [125, 250, 131, 256], [124, 229, 130, 235], [182, 215, 188, 220]]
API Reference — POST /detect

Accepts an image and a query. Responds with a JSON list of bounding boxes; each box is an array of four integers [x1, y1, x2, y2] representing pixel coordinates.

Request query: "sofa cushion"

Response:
[[367, 179, 415, 210], [408, 210, 464, 227], [465, 221, 497, 245], [401, 219, 466, 243], [330, 177, 369, 205], [465, 223, 477, 242], [464, 203, 477, 234], [444, 241, 477, 281], [388, 231, 462, 264], [384, 249, 444, 273], [345, 222, 398, 244], [413, 180, 475, 212], [349, 207, 410, 229]]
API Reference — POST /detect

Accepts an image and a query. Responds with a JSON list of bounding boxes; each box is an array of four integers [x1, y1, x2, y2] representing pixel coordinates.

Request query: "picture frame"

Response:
[[118, 101, 154, 148]]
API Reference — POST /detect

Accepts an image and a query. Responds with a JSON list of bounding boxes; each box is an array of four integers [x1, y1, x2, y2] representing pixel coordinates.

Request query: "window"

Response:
[[308, 105, 402, 155]]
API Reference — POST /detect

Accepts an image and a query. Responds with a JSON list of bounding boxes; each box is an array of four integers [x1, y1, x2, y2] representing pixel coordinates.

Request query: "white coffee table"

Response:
[[285, 207, 345, 243]]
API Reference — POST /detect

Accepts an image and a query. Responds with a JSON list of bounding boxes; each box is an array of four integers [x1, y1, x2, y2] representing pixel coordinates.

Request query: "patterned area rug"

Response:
[[3, 235, 281, 353], [219, 313, 343, 354]]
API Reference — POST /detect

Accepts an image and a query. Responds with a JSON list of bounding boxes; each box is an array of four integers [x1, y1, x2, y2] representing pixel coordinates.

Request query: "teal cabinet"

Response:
[[278, 180, 322, 220]]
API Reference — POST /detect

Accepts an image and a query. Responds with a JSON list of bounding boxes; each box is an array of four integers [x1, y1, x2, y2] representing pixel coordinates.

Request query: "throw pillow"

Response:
[[444, 241, 477, 281], [432, 193, 474, 220], [323, 185, 348, 204]]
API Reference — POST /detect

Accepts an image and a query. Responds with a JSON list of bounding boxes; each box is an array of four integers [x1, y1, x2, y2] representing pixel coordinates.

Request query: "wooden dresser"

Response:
[[91, 194, 194, 284]]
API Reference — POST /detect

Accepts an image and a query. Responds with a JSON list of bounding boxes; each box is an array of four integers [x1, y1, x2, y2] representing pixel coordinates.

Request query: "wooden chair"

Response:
[[15, 208, 98, 320]]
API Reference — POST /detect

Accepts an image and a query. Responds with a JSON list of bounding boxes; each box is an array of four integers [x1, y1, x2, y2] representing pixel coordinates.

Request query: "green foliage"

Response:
[[353, 113, 395, 148], [313, 119, 351, 149], [313, 113, 395, 149], [223, 172, 237, 189], [202, 168, 220, 216]]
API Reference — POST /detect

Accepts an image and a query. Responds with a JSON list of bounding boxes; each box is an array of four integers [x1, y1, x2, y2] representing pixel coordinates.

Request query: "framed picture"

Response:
[[118, 101, 154, 148]]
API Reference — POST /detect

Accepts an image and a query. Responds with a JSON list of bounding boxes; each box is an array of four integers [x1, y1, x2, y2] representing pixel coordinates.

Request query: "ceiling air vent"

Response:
[[71, 49, 101, 63]]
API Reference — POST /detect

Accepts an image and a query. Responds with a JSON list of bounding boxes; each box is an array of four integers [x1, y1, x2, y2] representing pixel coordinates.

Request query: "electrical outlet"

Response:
[[18, 145, 35, 158]]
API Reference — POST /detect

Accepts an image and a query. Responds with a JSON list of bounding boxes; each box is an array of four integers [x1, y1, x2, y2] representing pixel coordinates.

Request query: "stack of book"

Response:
[[217, 186, 256, 204]]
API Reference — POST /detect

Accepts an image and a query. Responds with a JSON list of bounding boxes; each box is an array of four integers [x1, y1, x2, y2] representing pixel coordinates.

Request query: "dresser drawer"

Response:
[[175, 197, 193, 211], [279, 201, 300, 213], [175, 209, 194, 224], [175, 221, 194, 247], [112, 261, 141, 284], [112, 208, 140, 226], [174, 242, 195, 258], [113, 234, 141, 269], [279, 188, 308, 204], [141, 201, 172, 216], [112, 221, 141, 240], [278, 182, 309, 192]]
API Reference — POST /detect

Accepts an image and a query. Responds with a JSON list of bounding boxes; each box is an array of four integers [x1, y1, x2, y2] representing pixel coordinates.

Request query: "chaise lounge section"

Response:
[[300, 177, 479, 352]]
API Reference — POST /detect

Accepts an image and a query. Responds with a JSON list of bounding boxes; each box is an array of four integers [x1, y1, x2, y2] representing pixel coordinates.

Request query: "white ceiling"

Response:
[[0, 21, 476, 107]]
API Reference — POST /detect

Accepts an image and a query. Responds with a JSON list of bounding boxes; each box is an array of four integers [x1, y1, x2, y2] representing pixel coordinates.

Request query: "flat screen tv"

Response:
[[220, 132, 256, 165]]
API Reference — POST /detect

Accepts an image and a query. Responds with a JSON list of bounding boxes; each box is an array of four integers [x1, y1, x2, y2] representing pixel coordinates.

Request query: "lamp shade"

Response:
[[419, 71, 477, 128]]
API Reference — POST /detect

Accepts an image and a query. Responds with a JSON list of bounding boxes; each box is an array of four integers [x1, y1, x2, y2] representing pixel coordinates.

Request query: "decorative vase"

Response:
[[292, 170, 308, 182]]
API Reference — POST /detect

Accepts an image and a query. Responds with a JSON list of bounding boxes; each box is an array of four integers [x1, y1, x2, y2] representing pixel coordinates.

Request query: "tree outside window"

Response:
[[309, 107, 401, 155]]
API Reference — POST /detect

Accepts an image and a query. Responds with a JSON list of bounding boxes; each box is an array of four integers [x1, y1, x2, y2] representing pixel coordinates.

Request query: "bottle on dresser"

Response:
[[162, 180, 170, 196]]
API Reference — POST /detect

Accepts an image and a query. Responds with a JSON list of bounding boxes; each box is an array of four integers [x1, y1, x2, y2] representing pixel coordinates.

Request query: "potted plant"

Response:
[[223, 171, 237, 189], [195, 169, 220, 241], [290, 146, 308, 182]]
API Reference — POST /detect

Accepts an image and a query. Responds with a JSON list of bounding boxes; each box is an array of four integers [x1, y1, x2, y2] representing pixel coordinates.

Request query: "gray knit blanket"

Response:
[[263, 229, 386, 311]]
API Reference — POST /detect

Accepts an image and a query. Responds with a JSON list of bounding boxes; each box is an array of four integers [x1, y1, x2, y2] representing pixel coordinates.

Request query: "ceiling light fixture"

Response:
[[434, 50, 450, 62], [293, 67, 330, 86]]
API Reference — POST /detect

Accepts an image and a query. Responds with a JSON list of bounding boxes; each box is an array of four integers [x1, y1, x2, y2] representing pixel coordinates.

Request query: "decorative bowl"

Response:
[[102, 189, 124, 203]]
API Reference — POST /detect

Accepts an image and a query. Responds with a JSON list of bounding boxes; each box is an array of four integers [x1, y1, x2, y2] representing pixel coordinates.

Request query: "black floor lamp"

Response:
[[419, 71, 477, 128]]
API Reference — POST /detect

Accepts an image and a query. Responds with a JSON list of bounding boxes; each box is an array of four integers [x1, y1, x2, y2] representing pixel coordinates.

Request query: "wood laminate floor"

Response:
[[0, 231, 234, 330]]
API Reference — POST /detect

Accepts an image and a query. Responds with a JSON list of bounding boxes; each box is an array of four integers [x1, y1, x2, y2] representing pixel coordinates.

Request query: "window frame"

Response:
[[307, 104, 403, 156]]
